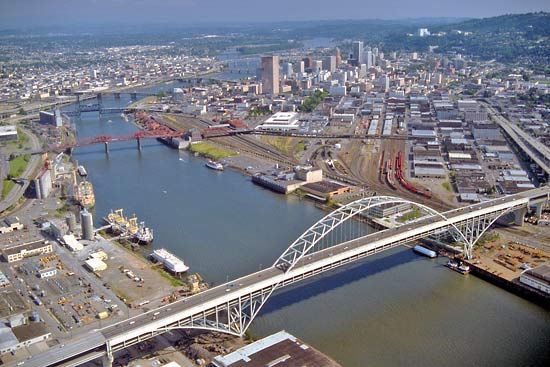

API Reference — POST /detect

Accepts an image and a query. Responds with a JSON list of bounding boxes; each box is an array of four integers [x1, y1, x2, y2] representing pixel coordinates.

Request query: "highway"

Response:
[[483, 102, 550, 175], [0, 127, 43, 213], [7, 186, 549, 367]]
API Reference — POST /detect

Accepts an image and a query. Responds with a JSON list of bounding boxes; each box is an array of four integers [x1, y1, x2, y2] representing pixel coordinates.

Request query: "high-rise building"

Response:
[[322, 56, 336, 72], [260, 56, 280, 95], [352, 41, 363, 65], [335, 48, 342, 66], [302, 56, 314, 70], [283, 62, 293, 77], [366, 50, 373, 69], [297, 61, 305, 74], [313, 60, 323, 73]]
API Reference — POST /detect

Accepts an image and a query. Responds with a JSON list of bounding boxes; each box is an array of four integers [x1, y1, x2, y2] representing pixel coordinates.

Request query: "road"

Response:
[[0, 127, 42, 213], [483, 102, 550, 175]]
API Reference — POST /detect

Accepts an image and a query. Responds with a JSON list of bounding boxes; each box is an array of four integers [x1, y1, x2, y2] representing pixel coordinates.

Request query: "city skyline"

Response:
[[0, 0, 549, 28]]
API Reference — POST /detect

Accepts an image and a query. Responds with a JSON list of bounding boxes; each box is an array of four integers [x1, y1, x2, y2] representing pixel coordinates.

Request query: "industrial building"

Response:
[[212, 330, 342, 367], [84, 258, 107, 272], [62, 234, 83, 252], [368, 202, 412, 218], [38, 109, 62, 127], [34, 169, 53, 199], [1, 239, 53, 263], [519, 264, 550, 295], [0, 217, 24, 234], [255, 112, 299, 131], [0, 125, 18, 141], [252, 167, 323, 194], [301, 180, 351, 200], [0, 323, 51, 356]]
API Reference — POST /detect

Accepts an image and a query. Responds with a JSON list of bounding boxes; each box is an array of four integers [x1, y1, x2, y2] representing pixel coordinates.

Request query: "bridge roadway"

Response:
[[9, 187, 549, 367]]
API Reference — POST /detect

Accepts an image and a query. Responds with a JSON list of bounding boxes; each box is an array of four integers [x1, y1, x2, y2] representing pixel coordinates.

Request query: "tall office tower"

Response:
[[335, 47, 342, 66], [366, 50, 373, 69], [302, 56, 313, 70], [352, 41, 364, 65], [260, 55, 280, 95], [283, 62, 293, 77], [313, 60, 323, 73], [359, 64, 367, 78], [322, 56, 336, 72], [372, 47, 379, 57], [297, 60, 305, 74]]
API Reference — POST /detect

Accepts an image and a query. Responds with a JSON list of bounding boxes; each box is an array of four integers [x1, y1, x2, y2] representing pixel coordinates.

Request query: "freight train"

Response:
[[394, 151, 432, 199]]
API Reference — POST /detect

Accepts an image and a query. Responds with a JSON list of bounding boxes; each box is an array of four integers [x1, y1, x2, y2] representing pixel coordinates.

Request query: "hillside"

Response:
[[384, 12, 550, 64]]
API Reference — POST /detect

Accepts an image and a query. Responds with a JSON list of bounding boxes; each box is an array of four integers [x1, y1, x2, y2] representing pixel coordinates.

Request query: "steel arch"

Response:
[[274, 196, 467, 273]]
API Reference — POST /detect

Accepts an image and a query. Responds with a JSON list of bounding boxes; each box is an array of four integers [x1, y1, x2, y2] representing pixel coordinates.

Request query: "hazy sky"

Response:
[[0, 0, 548, 28]]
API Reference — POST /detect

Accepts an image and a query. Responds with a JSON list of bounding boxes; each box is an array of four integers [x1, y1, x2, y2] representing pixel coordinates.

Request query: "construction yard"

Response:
[[470, 236, 549, 281]]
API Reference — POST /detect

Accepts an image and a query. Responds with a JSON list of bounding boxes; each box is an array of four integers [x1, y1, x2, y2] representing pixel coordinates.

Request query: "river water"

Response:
[[69, 91, 550, 367]]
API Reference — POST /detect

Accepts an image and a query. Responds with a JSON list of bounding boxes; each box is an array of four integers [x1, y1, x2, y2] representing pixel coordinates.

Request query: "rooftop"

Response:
[[213, 330, 341, 367], [523, 264, 550, 284]]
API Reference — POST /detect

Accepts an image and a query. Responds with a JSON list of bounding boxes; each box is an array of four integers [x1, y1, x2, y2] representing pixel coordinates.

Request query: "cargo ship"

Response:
[[134, 222, 153, 245], [205, 160, 224, 171], [103, 209, 153, 245], [75, 181, 95, 209], [150, 248, 189, 274]]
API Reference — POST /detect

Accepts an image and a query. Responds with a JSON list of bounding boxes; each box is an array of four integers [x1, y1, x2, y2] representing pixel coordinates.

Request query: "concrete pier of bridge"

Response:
[[101, 353, 113, 367]]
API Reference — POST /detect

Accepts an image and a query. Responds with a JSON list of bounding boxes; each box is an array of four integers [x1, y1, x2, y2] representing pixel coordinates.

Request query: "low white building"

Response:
[[62, 234, 83, 252], [520, 264, 550, 295], [38, 267, 57, 279], [255, 112, 299, 131], [0, 125, 17, 141], [84, 258, 107, 272]]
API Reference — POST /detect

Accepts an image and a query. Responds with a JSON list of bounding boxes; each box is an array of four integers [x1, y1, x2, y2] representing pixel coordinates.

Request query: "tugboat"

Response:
[[446, 258, 470, 275], [205, 160, 224, 171], [133, 222, 154, 245]]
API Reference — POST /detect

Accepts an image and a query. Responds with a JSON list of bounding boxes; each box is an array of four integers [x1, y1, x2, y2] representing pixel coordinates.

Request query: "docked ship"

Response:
[[205, 160, 224, 171], [150, 248, 189, 274], [75, 181, 95, 209], [77, 165, 88, 177], [104, 209, 136, 235], [133, 222, 154, 245], [446, 259, 471, 274], [103, 209, 153, 244]]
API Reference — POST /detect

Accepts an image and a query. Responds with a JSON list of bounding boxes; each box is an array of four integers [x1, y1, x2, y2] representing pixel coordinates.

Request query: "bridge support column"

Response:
[[137, 138, 142, 151], [514, 207, 527, 226], [101, 353, 113, 367], [104, 142, 110, 155], [76, 95, 81, 115], [533, 203, 543, 218]]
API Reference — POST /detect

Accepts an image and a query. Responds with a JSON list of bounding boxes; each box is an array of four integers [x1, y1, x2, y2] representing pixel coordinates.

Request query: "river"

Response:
[[68, 91, 550, 367]]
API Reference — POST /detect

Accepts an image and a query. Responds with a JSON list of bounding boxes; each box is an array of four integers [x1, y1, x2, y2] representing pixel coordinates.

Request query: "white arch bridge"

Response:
[[12, 187, 549, 367]]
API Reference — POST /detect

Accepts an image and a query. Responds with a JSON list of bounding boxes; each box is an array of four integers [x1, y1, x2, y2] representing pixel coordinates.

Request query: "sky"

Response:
[[0, 0, 548, 28]]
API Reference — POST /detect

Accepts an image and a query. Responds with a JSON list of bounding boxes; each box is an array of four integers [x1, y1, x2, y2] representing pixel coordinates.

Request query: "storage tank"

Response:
[[80, 209, 94, 241], [65, 213, 77, 233]]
